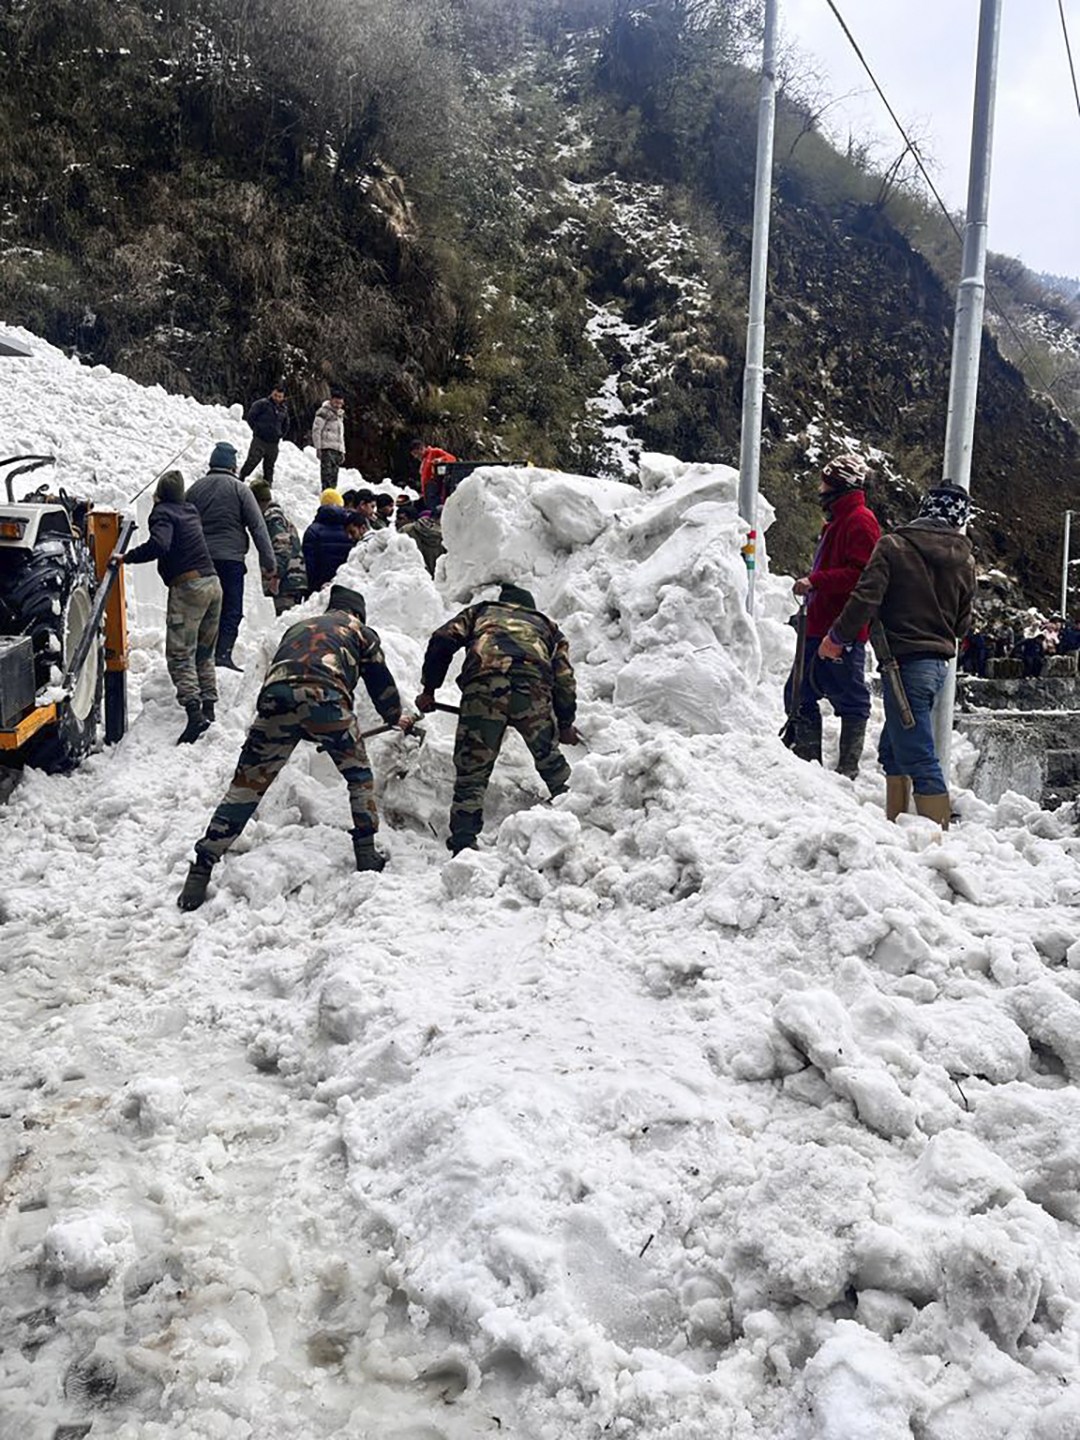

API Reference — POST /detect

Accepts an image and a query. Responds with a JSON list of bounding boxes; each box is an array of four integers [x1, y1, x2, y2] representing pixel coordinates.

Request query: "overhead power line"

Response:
[[1061, 0, 1080, 123], [819, 0, 1066, 407]]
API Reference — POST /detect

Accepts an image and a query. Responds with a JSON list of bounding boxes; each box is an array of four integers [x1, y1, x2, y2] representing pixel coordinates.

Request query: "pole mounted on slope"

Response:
[[934, 0, 1002, 781], [736, 0, 779, 617]]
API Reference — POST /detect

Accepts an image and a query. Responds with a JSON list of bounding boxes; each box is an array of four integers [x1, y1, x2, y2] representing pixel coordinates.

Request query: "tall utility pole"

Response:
[[737, 0, 779, 614], [933, 0, 1002, 777], [1063, 510, 1074, 619]]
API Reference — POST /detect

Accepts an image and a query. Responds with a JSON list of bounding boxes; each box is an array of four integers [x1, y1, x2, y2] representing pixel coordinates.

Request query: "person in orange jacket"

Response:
[[410, 438, 457, 509]]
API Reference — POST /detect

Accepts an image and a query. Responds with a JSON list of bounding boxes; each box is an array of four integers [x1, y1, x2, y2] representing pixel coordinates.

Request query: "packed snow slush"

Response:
[[3, 329, 1080, 1439]]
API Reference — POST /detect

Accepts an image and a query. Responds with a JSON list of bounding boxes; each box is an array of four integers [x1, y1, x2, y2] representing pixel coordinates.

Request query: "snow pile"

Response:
[[3, 330, 1080, 1439]]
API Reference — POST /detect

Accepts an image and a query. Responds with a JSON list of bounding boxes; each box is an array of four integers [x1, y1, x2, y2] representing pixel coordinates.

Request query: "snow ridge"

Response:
[[3, 332, 1080, 1439]]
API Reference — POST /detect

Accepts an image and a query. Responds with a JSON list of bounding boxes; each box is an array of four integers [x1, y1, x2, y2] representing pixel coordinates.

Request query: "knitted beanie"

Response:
[[327, 585, 366, 620], [500, 582, 537, 609], [917, 484, 970, 529], [156, 470, 185, 503], [320, 488, 344, 507], [210, 441, 238, 471]]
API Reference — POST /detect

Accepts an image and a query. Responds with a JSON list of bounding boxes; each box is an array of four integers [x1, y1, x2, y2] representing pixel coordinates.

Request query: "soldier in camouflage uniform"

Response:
[[178, 585, 410, 910], [251, 479, 308, 613], [416, 583, 580, 854]]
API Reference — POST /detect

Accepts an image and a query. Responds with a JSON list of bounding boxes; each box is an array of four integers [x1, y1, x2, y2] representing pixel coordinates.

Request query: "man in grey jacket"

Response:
[[187, 442, 276, 671]]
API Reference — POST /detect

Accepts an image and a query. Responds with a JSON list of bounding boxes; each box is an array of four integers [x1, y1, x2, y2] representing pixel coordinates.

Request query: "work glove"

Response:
[[559, 724, 582, 746], [415, 691, 436, 713]]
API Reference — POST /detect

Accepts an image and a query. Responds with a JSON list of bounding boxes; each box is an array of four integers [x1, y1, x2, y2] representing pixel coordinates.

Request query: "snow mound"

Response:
[[3, 331, 1080, 1439]]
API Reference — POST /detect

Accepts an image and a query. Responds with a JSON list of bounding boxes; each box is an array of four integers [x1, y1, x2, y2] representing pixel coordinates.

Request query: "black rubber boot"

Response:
[[352, 832, 387, 872], [836, 717, 867, 779], [786, 709, 823, 765], [215, 652, 242, 672], [177, 700, 211, 745], [178, 860, 213, 911], [202, 697, 216, 724], [447, 834, 479, 856]]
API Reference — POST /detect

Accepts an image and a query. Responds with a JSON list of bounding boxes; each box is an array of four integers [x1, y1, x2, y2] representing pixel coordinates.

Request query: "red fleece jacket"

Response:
[[805, 489, 880, 641]]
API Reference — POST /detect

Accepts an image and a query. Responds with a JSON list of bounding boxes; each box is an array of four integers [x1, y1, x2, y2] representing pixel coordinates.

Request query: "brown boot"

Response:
[[885, 776, 912, 821], [914, 791, 951, 829]]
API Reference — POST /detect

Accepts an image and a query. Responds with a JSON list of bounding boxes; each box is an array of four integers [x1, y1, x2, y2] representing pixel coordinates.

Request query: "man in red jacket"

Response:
[[410, 438, 457, 510], [784, 453, 880, 777]]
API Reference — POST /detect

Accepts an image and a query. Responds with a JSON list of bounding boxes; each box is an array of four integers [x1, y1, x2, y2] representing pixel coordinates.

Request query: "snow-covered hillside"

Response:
[[4, 332, 1080, 1439]]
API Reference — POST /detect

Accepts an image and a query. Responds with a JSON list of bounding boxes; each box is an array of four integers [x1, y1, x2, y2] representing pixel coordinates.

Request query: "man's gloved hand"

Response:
[[559, 724, 582, 746], [793, 576, 813, 597], [415, 690, 436, 713]]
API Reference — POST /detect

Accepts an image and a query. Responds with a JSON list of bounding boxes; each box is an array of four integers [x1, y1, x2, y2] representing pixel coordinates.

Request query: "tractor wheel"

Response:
[[21, 580, 103, 773]]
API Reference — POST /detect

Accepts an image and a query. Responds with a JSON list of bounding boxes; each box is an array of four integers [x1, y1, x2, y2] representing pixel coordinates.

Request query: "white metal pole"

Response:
[[933, 0, 1002, 779], [1063, 511, 1073, 618], [737, 0, 778, 614]]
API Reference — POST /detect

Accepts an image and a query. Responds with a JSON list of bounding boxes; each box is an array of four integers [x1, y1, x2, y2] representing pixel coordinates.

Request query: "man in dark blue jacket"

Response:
[[126, 471, 223, 743], [302, 489, 362, 592], [238, 379, 289, 486]]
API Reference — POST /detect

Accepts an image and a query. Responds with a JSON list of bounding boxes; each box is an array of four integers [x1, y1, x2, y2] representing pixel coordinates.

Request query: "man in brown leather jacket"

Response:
[[818, 484, 976, 828]]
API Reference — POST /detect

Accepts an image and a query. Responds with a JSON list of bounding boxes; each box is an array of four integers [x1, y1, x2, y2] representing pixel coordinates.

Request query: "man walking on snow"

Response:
[[187, 442, 276, 670], [415, 583, 579, 855], [178, 585, 412, 911], [785, 452, 880, 778], [238, 379, 290, 487], [818, 484, 975, 829]]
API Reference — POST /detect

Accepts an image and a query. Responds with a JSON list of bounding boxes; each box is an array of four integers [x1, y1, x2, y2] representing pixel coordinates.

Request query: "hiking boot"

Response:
[[352, 832, 387, 872], [914, 791, 952, 830], [885, 776, 912, 821], [215, 652, 242, 672], [836, 717, 867, 779], [177, 700, 210, 745], [178, 860, 213, 911], [785, 709, 822, 765], [202, 697, 216, 723], [447, 835, 479, 856]]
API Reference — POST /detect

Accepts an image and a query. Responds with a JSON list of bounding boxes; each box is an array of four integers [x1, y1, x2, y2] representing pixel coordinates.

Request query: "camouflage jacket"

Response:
[[421, 600, 576, 725], [264, 612, 402, 722], [262, 501, 308, 598]]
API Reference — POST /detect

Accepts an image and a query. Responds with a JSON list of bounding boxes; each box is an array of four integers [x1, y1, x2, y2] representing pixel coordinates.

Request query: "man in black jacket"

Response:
[[126, 471, 223, 743], [238, 379, 289, 486]]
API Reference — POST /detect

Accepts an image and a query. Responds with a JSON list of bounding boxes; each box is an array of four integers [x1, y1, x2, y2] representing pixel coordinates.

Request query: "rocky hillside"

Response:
[[2, 0, 1079, 604]]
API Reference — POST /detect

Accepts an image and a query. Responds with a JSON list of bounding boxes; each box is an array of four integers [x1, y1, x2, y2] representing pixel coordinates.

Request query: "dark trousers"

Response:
[[239, 437, 280, 485], [784, 641, 871, 720], [214, 558, 246, 657]]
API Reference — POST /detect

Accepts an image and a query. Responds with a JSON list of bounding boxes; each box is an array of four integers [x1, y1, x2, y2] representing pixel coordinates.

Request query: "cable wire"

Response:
[[820, 0, 1068, 406], [1061, 0, 1080, 122]]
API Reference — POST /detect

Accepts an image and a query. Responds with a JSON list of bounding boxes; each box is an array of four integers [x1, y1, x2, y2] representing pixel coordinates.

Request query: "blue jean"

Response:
[[878, 656, 947, 794], [213, 558, 247, 656], [786, 642, 871, 720]]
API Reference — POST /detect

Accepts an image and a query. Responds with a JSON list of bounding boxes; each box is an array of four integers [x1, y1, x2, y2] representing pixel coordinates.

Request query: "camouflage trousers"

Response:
[[319, 450, 344, 488], [166, 575, 222, 706], [195, 682, 377, 864], [450, 675, 570, 847]]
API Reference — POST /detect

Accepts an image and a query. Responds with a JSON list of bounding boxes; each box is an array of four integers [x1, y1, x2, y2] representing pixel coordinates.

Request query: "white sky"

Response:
[[780, 0, 1080, 279]]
